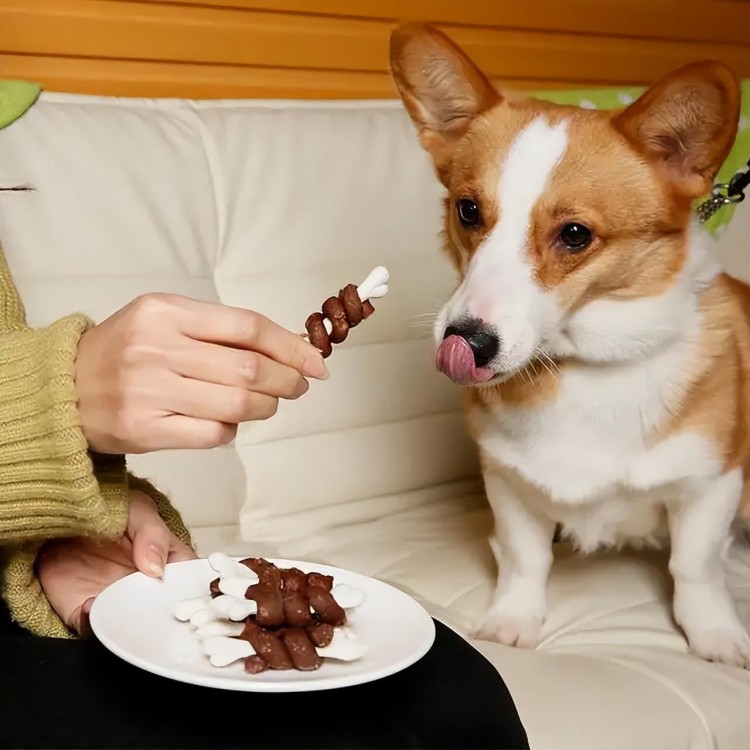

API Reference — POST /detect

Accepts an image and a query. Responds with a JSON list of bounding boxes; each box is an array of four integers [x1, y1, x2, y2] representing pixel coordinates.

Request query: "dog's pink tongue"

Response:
[[435, 335, 493, 386]]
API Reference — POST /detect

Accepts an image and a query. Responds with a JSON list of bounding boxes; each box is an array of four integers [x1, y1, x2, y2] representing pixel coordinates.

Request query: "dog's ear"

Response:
[[612, 61, 740, 199], [389, 23, 501, 174]]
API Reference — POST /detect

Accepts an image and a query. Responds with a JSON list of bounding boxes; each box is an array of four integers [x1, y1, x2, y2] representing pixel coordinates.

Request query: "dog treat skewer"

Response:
[[304, 266, 389, 357]]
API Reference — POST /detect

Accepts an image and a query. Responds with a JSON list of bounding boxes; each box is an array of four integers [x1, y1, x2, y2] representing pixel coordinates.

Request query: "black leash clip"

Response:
[[697, 157, 749, 224]]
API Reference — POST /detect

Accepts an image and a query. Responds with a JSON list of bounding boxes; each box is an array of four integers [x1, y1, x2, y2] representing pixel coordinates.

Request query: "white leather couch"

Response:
[[1, 92, 748, 750]]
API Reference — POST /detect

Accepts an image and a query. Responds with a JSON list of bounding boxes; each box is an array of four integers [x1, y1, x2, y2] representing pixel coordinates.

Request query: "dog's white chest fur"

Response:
[[473, 323, 719, 551]]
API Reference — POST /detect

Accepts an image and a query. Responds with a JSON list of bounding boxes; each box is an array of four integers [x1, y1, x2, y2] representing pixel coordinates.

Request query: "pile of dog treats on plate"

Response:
[[174, 554, 367, 673]]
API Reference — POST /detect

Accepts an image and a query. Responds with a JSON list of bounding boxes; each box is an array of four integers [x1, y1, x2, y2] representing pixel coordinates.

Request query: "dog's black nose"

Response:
[[443, 321, 499, 367]]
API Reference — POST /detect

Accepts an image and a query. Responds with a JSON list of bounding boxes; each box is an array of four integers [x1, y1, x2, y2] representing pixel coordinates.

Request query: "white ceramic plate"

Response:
[[89, 557, 435, 693]]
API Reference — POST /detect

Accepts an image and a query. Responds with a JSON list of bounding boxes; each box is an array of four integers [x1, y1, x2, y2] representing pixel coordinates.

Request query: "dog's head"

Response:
[[390, 24, 740, 386]]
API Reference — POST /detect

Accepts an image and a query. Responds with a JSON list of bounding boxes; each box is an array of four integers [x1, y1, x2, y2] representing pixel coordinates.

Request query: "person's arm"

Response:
[[1, 233, 324, 636], [0, 247, 191, 636]]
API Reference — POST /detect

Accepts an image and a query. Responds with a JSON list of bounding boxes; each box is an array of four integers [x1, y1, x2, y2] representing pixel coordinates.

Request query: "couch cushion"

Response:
[[0, 93, 245, 535], [196, 100, 484, 540]]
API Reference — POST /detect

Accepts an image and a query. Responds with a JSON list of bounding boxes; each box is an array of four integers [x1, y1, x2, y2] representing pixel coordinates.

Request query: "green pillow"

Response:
[[0, 79, 42, 130]]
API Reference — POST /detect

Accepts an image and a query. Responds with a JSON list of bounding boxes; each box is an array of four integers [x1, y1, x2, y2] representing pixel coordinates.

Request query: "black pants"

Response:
[[0, 600, 528, 749]]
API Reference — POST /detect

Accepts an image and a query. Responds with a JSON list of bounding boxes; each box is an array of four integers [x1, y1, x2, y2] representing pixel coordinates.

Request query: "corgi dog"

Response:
[[389, 23, 750, 668]]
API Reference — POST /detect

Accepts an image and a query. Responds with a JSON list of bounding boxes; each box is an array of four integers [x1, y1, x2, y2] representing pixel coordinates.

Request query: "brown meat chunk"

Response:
[[280, 628, 323, 671], [307, 588, 346, 626], [306, 622, 334, 648], [240, 621, 293, 670]]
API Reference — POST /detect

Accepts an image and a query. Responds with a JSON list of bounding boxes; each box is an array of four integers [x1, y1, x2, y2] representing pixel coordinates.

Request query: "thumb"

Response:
[[71, 596, 96, 638], [167, 537, 198, 564], [128, 492, 172, 579]]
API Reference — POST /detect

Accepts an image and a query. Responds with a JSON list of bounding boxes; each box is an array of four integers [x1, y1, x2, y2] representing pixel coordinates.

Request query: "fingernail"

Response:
[[303, 355, 329, 380], [147, 546, 165, 578], [78, 597, 95, 639]]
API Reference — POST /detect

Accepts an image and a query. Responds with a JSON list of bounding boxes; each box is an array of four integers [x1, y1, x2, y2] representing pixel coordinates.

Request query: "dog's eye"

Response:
[[456, 198, 481, 228], [558, 223, 593, 252]]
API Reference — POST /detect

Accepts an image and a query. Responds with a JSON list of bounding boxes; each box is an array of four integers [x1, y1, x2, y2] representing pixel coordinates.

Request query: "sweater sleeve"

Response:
[[0, 316, 131, 543], [1, 242, 131, 541]]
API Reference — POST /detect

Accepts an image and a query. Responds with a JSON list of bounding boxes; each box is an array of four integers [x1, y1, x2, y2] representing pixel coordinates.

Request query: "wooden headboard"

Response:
[[1, 0, 749, 99]]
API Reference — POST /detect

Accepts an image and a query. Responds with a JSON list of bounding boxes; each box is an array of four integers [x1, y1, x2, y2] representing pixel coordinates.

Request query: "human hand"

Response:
[[75, 293, 328, 453], [38, 490, 196, 636]]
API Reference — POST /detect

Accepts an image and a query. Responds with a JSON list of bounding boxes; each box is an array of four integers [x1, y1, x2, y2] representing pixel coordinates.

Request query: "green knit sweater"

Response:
[[0, 246, 192, 637]]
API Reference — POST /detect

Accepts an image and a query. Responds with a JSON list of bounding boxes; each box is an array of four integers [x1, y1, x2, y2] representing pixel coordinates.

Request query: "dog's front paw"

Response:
[[673, 581, 750, 669], [685, 626, 750, 669], [471, 607, 544, 649]]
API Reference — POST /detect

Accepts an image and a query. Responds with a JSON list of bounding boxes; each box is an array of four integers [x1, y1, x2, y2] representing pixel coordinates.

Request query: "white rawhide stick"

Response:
[[356, 265, 390, 302]]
